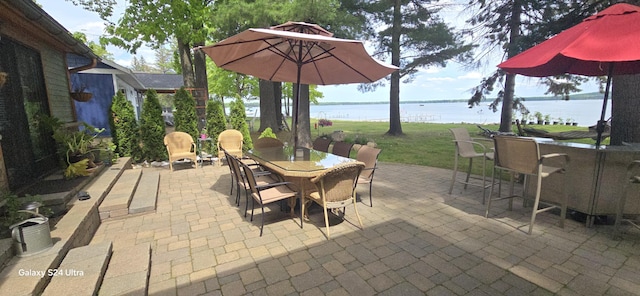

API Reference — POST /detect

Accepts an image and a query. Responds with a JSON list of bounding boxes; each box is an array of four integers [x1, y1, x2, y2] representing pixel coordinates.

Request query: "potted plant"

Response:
[[544, 114, 551, 125], [534, 112, 544, 125], [527, 114, 536, 125], [70, 85, 93, 102], [39, 115, 106, 178], [565, 118, 573, 125]]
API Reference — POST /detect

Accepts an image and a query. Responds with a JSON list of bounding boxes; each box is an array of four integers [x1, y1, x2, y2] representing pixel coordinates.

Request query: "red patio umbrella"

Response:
[[498, 3, 640, 146], [195, 22, 398, 147]]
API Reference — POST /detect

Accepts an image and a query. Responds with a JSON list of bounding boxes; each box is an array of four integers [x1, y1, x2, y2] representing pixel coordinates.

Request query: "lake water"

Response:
[[305, 99, 611, 127]]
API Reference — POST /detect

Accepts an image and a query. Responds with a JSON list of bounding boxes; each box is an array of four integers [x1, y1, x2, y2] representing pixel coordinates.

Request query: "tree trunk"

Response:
[[501, 73, 516, 132], [292, 84, 312, 148], [387, 0, 403, 136], [193, 41, 208, 96], [298, 84, 311, 148], [274, 82, 283, 131], [500, 1, 522, 133], [193, 41, 208, 130], [611, 75, 640, 145], [177, 38, 195, 88], [259, 79, 279, 132]]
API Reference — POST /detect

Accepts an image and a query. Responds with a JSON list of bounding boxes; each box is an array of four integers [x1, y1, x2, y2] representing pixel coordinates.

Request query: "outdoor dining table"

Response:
[[246, 146, 357, 219]]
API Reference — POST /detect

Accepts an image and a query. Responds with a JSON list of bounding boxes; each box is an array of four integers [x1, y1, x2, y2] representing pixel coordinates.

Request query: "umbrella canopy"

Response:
[[497, 3, 640, 146], [198, 28, 397, 86], [196, 23, 397, 147]]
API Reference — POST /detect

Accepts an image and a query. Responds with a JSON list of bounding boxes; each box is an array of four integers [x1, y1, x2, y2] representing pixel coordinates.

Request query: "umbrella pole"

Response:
[[292, 42, 304, 148], [595, 64, 614, 148]]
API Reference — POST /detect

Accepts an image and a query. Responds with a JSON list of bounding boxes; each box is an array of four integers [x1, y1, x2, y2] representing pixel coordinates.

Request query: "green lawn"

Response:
[[256, 120, 605, 177]]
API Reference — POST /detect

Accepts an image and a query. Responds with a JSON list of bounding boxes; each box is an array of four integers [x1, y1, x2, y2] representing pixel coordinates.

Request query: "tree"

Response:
[[130, 56, 156, 72], [109, 91, 139, 159], [363, 0, 473, 135], [210, 0, 363, 146], [72, 32, 113, 60], [155, 44, 176, 74], [139, 90, 166, 161], [229, 98, 253, 151], [173, 87, 199, 141], [100, 0, 211, 94], [205, 100, 227, 155], [465, 0, 640, 143], [207, 65, 258, 116]]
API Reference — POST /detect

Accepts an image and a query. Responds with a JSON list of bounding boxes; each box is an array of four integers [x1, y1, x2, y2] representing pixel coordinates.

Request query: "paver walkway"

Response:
[[90, 162, 640, 295]]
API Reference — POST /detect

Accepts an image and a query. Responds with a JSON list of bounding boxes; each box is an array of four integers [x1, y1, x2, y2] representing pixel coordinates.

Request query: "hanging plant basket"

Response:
[[71, 92, 93, 102]]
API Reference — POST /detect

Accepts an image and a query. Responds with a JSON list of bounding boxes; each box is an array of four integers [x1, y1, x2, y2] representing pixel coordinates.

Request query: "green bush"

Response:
[[259, 127, 277, 139], [140, 89, 167, 161], [229, 98, 252, 151], [205, 100, 227, 155], [173, 87, 198, 141], [109, 91, 139, 158]]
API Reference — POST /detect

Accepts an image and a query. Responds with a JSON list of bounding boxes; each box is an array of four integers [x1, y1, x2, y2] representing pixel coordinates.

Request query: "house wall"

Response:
[[116, 77, 142, 119], [41, 46, 75, 122], [1, 13, 75, 123], [72, 73, 116, 136]]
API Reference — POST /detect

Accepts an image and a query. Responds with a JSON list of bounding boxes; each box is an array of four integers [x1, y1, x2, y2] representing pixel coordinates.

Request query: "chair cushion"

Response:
[[253, 186, 296, 203]]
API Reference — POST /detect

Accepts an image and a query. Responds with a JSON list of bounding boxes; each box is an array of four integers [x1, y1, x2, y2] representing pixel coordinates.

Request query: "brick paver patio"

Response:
[[90, 162, 640, 295]]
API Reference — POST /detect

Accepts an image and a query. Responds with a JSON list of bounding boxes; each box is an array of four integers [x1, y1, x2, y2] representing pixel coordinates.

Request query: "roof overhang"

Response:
[[0, 0, 98, 60]]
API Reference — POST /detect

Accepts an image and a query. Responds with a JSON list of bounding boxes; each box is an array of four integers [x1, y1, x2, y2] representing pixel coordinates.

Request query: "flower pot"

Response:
[[71, 92, 93, 102], [572, 122, 578, 126]]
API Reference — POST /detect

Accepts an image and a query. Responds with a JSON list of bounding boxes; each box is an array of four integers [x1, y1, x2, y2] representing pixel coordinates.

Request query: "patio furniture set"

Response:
[[449, 127, 640, 237], [163, 129, 382, 239]]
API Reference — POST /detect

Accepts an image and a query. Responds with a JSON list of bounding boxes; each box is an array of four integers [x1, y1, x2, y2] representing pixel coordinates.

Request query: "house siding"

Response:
[[41, 45, 74, 122]]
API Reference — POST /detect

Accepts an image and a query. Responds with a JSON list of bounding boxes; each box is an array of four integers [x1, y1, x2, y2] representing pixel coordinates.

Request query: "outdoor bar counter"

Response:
[[524, 140, 640, 226]]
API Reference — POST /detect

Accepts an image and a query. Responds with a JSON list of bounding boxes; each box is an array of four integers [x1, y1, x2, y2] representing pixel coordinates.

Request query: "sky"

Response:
[[40, 1, 600, 103]]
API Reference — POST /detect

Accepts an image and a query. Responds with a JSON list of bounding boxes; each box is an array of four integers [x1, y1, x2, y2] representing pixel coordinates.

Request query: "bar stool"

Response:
[[614, 160, 640, 239]]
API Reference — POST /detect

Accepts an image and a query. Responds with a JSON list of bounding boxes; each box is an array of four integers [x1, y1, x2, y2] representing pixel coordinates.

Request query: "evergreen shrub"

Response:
[[109, 91, 139, 159], [140, 89, 167, 161], [229, 98, 252, 151]]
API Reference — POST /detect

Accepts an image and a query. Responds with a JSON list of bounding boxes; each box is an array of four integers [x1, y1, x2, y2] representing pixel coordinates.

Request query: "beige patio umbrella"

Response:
[[195, 23, 398, 147]]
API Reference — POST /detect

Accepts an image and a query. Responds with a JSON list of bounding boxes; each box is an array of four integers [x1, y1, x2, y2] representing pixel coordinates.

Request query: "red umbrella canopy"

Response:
[[498, 3, 640, 77]]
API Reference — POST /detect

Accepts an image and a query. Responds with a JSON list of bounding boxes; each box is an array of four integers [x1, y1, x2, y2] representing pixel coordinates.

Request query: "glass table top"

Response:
[[247, 147, 355, 173]]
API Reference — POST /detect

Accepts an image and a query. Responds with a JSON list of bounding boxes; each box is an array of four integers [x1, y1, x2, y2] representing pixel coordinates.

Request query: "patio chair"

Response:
[[331, 141, 353, 158], [312, 137, 332, 152], [448, 127, 494, 204], [226, 151, 276, 212], [164, 131, 197, 171], [240, 159, 300, 236], [485, 136, 569, 235], [253, 137, 284, 149], [355, 145, 382, 207], [614, 160, 640, 239], [308, 162, 365, 239], [217, 129, 243, 166]]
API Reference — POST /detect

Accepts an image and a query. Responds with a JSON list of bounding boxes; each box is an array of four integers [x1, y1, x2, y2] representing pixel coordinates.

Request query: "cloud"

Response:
[[68, 21, 105, 41], [457, 72, 482, 79], [424, 77, 456, 82]]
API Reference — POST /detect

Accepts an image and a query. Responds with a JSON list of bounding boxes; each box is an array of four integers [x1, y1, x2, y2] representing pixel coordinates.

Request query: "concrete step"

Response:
[[98, 243, 151, 295], [0, 158, 131, 296], [98, 169, 142, 220], [0, 238, 13, 268], [42, 241, 112, 296], [128, 171, 159, 215]]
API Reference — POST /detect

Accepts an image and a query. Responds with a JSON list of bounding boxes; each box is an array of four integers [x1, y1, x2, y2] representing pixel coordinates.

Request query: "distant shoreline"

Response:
[[245, 92, 603, 107]]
